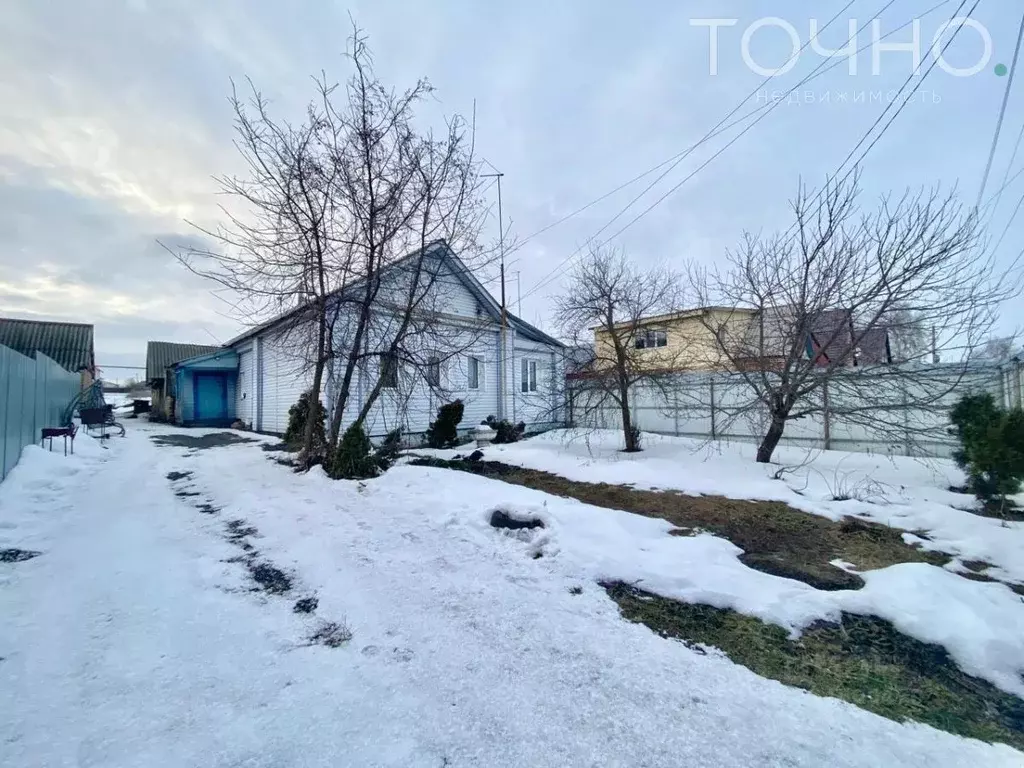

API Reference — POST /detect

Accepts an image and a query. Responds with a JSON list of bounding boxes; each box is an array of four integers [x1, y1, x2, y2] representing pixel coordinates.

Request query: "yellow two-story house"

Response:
[[592, 306, 760, 373]]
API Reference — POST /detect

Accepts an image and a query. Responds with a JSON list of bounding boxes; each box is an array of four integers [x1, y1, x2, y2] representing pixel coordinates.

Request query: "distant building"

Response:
[[146, 341, 221, 421], [590, 306, 891, 374], [592, 307, 757, 373], [0, 317, 96, 389]]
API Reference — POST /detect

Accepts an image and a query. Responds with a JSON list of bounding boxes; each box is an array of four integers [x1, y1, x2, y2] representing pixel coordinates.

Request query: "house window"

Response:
[[468, 356, 482, 390], [426, 355, 441, 387], [521, 359, 538, 393], [381, 352, 399, 389], [635, 330, 668, 350]]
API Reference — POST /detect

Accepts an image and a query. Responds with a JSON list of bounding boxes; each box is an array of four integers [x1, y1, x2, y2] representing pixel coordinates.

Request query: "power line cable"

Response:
[[989, 187, 1024, 254], [521, 0, 962, 302], [976, 5, 1024, 207], [501, 0, 867, 262], [509, 0, 961, 278]]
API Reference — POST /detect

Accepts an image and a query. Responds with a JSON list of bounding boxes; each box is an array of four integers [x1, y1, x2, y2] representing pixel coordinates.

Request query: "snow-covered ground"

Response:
[[0, 423, 1020, 766], [472, 430, 1024, 587]]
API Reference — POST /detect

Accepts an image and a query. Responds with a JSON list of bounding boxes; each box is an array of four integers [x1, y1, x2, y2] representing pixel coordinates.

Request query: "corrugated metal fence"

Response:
[[569, 359, 1024, 459], [0, 344, 81, 481]]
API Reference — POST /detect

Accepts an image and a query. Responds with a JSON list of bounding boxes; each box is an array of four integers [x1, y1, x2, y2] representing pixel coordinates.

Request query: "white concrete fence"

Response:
[[568, 360, 1024, 459]]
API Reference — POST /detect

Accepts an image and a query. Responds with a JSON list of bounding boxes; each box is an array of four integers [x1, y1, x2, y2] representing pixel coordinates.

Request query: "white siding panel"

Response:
[[512, 337, 565, 429], [456, 331, 501, 429], [236, 349, 255, 427], [376, 254, 486, 319], [355, 330, 501, 438], [258, 329, 311, 435], [439, 269, 484, 317]]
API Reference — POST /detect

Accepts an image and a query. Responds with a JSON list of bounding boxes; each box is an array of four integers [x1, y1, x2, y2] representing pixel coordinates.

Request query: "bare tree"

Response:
[[690, 172, 1014, 463], [977, 336, 1016, 362], [555, 246, 684, 452], [169, 80, 346, 467], [882, 304, 930, 363], [321, 27, 489, 448], [172, 26, 490, 459]]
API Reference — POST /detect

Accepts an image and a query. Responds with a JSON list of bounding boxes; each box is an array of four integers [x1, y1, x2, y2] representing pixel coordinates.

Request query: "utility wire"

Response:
[[519, 0, 906, 300], [751, 0, 980, 257], [499, 0, 851, 260], [511, 0, 961, 288], [502, 0, 867, 263], [520, 0, 957, 302], [810, 0, 978, 205], [989, 187, 1024, 255], [976, 5, 1024, 207]]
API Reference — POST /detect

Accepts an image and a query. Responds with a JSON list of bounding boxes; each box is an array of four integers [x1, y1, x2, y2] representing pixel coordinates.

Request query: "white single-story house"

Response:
[[175, 240, 566, 439]]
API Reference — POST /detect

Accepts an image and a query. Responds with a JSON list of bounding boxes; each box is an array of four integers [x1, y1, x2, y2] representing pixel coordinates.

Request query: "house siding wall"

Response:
[[236, 252, 562, 442], [257, 328, 311, 435], [356, 327, 501, 438], [174, 369, 192, 423], [511, 336, 564, 428], [236, 347, 255, 427]]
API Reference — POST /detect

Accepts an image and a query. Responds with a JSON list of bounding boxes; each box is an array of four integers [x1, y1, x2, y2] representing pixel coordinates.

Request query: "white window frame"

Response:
[[521, 358, 538, 393], [468, 355, 483, 390], [635, 330, 668, 350]]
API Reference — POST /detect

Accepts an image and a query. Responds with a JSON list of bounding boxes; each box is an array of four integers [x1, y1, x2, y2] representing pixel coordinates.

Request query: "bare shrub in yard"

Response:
[[375, 428, 403, 472], [483, 415, 525, 444], [824, 472, 893, 504]]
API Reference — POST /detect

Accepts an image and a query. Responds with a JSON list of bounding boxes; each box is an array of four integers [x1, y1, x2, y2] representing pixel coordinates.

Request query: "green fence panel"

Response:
[[0, 344, 81, 482]]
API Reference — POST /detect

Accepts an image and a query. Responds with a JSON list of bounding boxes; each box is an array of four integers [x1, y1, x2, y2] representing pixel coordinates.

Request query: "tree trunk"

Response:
[[300, 312, 328, 468], [756, 415, 786, 463], [299, 360, 325, 467], [328, 304, 372, 448], [619, 378, 638, 452], [328, 350, 359, 448]]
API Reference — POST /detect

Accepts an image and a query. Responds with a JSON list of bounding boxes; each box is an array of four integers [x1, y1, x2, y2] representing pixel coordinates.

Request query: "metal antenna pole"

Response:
[[482, 170, 507, 417]]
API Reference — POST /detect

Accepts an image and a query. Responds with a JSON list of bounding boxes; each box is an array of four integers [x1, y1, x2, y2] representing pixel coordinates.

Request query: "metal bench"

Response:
[[40, 424, 78, 455]]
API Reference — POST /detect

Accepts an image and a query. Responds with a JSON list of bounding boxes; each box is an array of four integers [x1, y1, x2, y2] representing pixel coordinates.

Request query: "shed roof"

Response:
[[0, 317, 95, 373], [171, 347, 238, 370], [146, 341, 222, 381]]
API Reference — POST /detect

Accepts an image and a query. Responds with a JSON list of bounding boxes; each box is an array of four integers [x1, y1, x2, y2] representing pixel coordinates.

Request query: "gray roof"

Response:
[[146, 341, 222, 381], [225, 240, 565, 349], [0, 317, 95, 372]]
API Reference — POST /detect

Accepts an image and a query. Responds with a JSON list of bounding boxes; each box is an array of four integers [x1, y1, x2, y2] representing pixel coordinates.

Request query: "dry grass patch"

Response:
[[410, 458, 947, 590], [604, 581, 1024, 751]]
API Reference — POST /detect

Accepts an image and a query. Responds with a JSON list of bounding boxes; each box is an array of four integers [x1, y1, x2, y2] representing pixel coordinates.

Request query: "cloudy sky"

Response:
[[2, 0, 1020, 378]]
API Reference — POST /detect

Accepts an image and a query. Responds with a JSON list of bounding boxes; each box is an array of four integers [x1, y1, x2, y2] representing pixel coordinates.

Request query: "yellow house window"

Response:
[[635, 330, 667, 350]]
